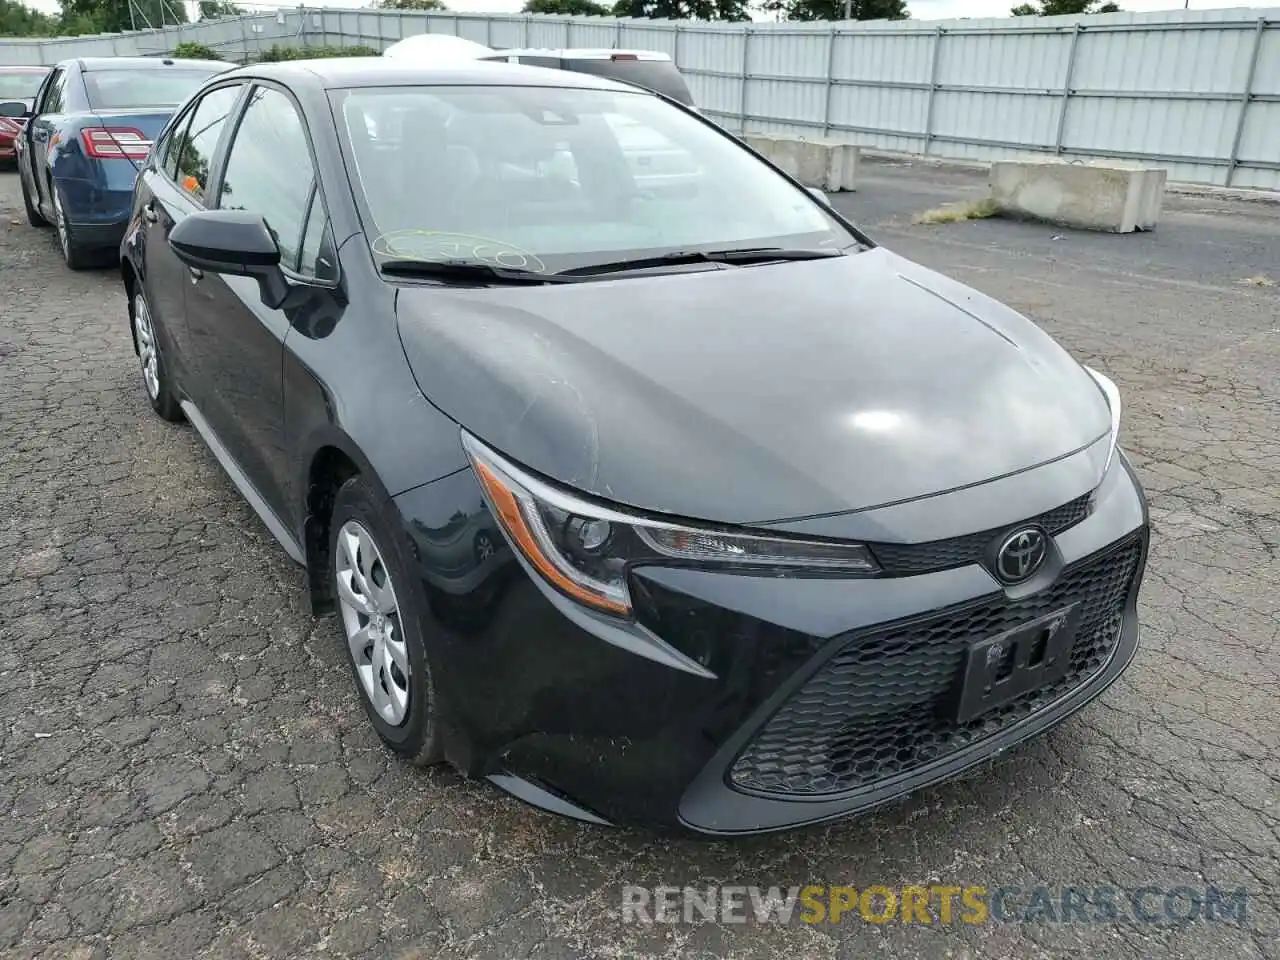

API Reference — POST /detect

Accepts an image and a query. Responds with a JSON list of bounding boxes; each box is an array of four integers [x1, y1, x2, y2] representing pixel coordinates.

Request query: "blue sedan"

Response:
[[14, 56, 231, 269]]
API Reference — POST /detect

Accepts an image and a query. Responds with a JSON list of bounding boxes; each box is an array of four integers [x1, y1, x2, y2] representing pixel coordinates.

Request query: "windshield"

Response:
[[83, 68, 224, 110], [0, 70, 48, 100], [334, 85, 859, 276]]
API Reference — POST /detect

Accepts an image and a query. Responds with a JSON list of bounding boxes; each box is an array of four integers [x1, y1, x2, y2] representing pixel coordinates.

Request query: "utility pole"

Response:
[[843, 0, 851, 18]]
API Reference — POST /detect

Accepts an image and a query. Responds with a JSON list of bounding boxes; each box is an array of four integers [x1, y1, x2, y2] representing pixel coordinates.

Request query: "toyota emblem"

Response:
[[995, 527, 1048, 583]]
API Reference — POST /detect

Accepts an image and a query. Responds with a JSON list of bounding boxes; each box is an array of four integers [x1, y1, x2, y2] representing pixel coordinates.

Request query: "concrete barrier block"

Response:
[[742, 134, 859, 192], [989, 159, 1167, 233]]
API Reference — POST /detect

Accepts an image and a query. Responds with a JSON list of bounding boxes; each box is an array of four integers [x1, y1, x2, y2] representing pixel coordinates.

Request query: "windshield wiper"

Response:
[[379, 259, 576, 285], [556, 246, 846, 278]]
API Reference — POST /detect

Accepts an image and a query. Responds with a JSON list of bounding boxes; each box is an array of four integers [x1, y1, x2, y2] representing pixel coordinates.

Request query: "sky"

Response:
[[19, 0, 1268, 24]]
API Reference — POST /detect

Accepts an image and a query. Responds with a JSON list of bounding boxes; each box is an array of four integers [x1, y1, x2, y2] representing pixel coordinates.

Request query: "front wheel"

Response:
[[330, 475, 443, 766]]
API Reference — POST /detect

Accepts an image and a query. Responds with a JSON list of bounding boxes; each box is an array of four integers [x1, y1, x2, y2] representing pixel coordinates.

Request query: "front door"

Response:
[[189, 82, 335, 521], [23, 66, 67, 216]]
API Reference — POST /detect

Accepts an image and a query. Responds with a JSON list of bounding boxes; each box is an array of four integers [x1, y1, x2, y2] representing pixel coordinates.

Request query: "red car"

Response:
[[0, 66, 51, 163]]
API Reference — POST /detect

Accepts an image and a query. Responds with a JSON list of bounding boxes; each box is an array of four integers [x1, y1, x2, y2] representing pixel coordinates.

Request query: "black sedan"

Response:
[[119, 58, 1148, 835]]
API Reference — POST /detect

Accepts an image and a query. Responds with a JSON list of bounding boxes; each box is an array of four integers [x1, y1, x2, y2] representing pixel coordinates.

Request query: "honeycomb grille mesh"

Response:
[[729, 537, 1142, 798], [868, 493, 1093, 576]]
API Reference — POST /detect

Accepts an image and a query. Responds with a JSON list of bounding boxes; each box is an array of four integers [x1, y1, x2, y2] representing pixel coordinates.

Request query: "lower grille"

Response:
[[729, 536, 1143, 798]]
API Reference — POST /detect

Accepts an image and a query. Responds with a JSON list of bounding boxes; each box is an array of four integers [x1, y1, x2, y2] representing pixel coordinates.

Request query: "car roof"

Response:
[[72, 56, 233, 72], [482, 49, 674, 63], [223, 56, 647, 94]]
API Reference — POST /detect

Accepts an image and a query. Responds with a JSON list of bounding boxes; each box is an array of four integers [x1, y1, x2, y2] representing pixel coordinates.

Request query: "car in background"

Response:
[[479, 50, 702, 196], [0, 66, 51, 166], [478, 49, 695, 107], [14, 56, 233, 269]]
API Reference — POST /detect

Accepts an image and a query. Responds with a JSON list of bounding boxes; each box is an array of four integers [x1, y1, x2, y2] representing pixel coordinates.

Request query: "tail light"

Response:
[[80, 126, 152, 161], [0, 117, 21, 137]]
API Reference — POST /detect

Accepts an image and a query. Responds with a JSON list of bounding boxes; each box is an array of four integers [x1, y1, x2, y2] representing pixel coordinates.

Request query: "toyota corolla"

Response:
[[119, 58, 1148, 835]]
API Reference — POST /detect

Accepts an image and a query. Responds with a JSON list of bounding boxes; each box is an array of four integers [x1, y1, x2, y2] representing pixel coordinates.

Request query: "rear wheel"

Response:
[[130, 287, 183, 422], [330, 476, 443, 767], [20, 166, 46, 227], [52, 182, 93, 270]]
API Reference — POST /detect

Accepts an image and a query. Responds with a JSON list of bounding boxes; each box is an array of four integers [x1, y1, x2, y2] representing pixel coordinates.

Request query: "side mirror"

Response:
[[806, 185, 832, 207], [168, 210, 290, 309], [0, 100, 29, 119]]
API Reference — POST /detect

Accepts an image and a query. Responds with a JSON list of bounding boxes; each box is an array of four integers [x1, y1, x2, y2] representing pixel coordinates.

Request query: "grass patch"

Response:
[[913, 197, 1002, 225]]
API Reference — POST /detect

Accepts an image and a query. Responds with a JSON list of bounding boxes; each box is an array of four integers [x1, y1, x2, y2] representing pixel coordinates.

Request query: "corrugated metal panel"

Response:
[[3, 8, 1278, 188]]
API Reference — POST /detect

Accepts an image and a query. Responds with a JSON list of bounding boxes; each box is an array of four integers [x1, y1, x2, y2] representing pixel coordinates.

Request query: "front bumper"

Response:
[[393, 450, 1148, 834]]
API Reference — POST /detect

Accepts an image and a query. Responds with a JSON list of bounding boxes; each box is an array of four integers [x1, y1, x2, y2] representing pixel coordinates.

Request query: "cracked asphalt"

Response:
[[1, 162, 1277, 960]]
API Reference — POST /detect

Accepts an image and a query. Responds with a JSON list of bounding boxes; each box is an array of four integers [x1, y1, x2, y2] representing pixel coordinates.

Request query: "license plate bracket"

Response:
[[953, 604, 1082, 725]]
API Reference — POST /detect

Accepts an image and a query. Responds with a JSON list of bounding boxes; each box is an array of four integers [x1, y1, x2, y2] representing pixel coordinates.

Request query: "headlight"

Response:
[[461, 432, 879, 619], [1083, 366, 1122, 476]]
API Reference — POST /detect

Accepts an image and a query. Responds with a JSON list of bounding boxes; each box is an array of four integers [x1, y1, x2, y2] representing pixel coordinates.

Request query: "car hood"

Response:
[[395, 247, 1111, 525]]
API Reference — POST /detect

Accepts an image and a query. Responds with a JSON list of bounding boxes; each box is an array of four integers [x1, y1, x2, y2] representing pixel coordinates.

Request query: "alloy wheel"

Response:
[[132, 293, 160, 400], [335, 520, 411, 725]]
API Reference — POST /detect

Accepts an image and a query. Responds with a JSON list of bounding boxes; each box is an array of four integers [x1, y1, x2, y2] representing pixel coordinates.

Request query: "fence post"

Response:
[[737, 26, 752, 134], [567, 18, 575, 49], [921, 26, 944, 156], [524, 14, 532, 47], [1225, 17, 1265, 187], [614, 17, 622, 49], [673, 22, 681, 69], [822, 24, 838, 138], [1053, 23, 1082, 155]]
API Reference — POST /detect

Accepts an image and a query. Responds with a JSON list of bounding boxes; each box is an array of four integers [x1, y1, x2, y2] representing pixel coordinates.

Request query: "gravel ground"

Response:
[[0, 164, 1277, 960]]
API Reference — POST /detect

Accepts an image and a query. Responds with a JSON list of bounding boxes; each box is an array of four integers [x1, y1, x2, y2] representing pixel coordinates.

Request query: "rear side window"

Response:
[[567, 60, 695, 107], [172, 84, 242, 202], [83, 68, 223, 110], [40, 69, 68, 114]]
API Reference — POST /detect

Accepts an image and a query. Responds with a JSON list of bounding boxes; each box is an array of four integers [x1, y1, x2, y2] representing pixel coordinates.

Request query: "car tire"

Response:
[[330, 475, 444, 767], [20, 168, 47, 227], [52, 181, 93, 270], [129, 286, 183, 423]]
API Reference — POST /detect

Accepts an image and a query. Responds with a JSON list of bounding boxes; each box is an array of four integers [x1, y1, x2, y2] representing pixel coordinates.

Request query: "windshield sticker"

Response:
[[372, 230, 547, 273]]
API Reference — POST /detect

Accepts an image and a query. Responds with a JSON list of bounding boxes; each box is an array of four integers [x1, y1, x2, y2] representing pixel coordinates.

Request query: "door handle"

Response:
[[142, 203, 158, 224]]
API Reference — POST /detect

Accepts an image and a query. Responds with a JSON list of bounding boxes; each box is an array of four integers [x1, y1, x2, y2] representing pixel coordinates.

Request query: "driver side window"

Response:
[[216, 84, 333, 280]]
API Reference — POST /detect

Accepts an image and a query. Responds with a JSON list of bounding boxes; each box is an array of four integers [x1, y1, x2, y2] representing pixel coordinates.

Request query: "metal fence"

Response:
[[3, 7, 1278, 189]]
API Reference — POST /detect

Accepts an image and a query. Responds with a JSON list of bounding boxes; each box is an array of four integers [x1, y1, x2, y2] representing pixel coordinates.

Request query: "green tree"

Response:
[[197, 0, 241, 18], [761, 0, 907, 20], [610, 0, 750, 21], [59, 0, 188, 34], [0, 0, 58, 36], [171, 40, 221, 58], [254, 43, 381, 61], [373, 0, 448, 9], [524, 0, 610, 13], [1011, 0, 1117, 13]]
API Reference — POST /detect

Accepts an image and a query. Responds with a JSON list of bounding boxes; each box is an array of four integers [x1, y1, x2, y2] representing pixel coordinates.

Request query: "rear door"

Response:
[[134, 98, 203, 379]]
